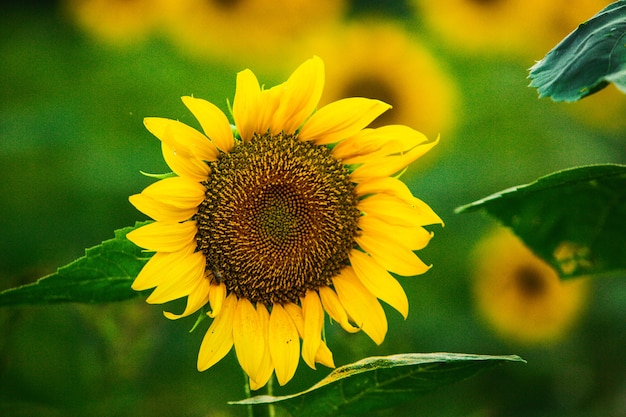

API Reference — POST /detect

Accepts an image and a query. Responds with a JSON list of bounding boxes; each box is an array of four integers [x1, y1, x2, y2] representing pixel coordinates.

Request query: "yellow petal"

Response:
[[268, 304, 300, 386], [197, 293, 237, 371], [351, 138, 439, 181], [271, 56, 324, 134], [233, 69, 262, 141], [283, 302, 304, 338], [144, 117, 218, 159], [331, 128, 380, 160], [141, 176, 207, 209], [146, 250, 206, 304], [159, 141, 210, 183], [332, 125, 428, 160], [314, 341, 335, 369], [332, 267, 388, 345], [410, 196, 445, 226], [249, 377, 267, 392], [233, 298, 265, 382], [250, 303, 274, 390], [126, 221, 197, 252], [144, 117, 217, 180], [129, 193, 197, 223], [354, 177, 415, 204], [207, 281, 227, 318], [301, 290, 323, 369], [259, 85, 282, 135], [349, 249, 409, 319], [299, 98, 391, 145], [358, 195, 443, 228], [340, 140, 406, 166], [132, 250, 183, 291], [318, 286, 359, 333], [359, 215, 433, 251], [182, 96, 235, 153], [164, 275, 211, 319], [355, 232, 430, 277]]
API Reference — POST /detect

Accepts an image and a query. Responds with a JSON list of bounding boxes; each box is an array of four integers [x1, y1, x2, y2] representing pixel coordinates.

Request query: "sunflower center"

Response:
[[256, 184, 302, 242], [195, 132, 360, 305], [515, 265, 548, 298]]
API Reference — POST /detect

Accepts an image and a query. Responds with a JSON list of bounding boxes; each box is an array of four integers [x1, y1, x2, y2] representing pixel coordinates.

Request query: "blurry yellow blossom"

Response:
[[62, 0, 171, 46], [472, 228, 590, 345], [162, 0, 347, 67], [413, 0, 556, 58]]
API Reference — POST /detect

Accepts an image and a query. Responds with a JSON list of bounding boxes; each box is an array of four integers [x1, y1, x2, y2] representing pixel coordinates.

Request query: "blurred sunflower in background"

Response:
[[288, 20, 457, 165], [61, 0, 171, 46], [472, 228, 590, 346], [413, 0, 614, 61], [412, 0, 556, 59], [126, 56, 442, 389], [160, 0, 347, 68]]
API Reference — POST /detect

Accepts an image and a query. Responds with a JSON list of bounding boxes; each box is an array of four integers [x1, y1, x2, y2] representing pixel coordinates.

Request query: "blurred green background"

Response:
[[1, 0, 625, 416]]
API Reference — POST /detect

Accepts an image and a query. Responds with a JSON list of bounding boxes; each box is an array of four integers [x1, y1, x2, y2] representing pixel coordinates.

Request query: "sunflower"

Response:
[[472, 228, 589, 345], [127, 56, 442, 389]]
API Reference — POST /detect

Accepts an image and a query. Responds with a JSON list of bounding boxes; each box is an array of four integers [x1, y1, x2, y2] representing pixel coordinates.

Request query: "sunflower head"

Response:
[[127, 56, 442, 389], [472, 228, 590, 345]]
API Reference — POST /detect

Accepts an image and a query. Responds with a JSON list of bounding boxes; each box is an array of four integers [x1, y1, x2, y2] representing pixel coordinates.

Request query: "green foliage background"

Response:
[[1, 1, 625, 416]]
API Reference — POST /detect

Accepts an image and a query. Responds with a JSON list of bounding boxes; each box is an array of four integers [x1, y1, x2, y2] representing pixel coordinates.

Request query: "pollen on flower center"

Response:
[[195, 132, 361, 305], [256, 183, 303, 243]]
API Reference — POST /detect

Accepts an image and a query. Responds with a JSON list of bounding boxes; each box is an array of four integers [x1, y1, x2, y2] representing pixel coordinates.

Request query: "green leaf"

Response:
[[0, 222, 151, 306], [528, 0, 626, 102], [231, 353, 524, 417], [456, 164, 626, 278]]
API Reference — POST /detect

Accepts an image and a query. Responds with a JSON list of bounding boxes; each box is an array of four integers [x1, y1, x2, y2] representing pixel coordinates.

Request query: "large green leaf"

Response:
[[528, 0, 626, 102], [456, 164, 626, 278], [0, 222, 151, 306], [231, 353, 524, 417]]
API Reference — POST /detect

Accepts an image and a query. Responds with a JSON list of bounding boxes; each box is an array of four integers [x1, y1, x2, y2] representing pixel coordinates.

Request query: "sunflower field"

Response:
[[1, 1, 625, 416]]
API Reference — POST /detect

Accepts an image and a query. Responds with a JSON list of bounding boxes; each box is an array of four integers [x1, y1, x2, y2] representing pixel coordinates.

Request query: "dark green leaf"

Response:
[[231, 353, 524, 417], [0, 222, 151, 306], [528, 0, 626, 102], [456, 164, 626, 278]]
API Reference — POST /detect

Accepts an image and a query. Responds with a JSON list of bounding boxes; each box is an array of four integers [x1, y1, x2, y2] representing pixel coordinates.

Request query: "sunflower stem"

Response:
[[243, 372, 276, 417], [266, 376, 276, 417], [243, 371, 253, 417]]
